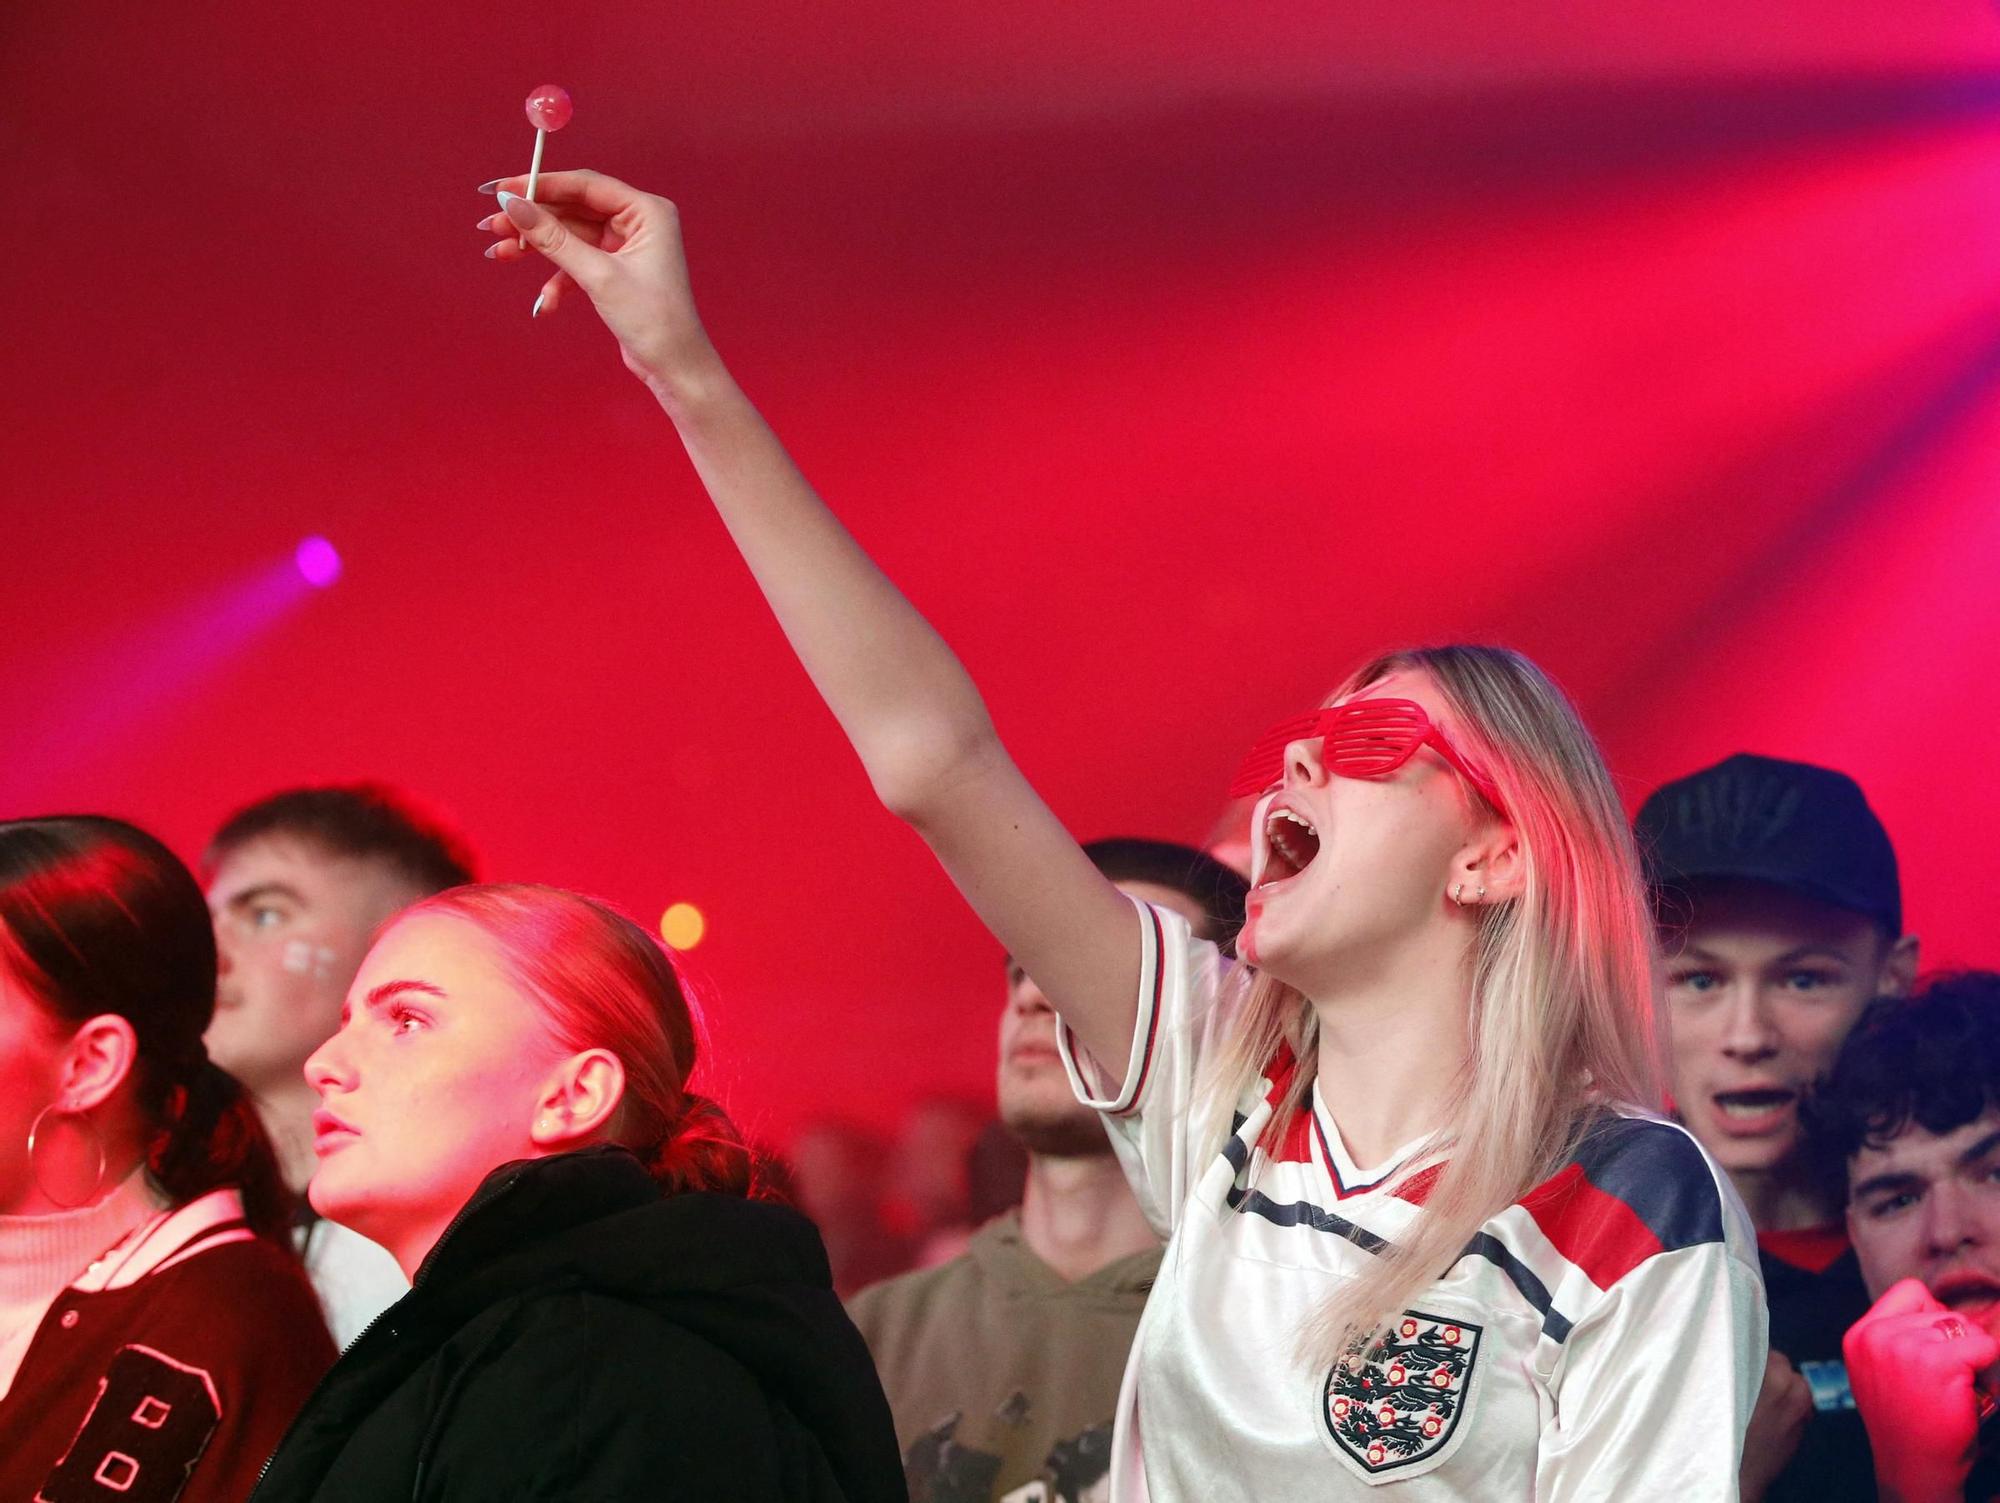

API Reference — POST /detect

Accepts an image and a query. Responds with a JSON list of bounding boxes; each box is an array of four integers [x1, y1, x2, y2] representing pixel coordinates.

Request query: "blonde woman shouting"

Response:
[[480, 168, 1765, 1500]]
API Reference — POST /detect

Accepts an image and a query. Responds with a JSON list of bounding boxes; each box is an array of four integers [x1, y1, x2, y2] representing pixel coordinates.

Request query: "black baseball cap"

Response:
[[1635, 753, 1901, 936]]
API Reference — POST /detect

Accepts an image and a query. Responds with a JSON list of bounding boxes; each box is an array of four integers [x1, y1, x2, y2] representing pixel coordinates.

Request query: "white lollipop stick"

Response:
[[519, 86, 570, 228], [527, 129, 547, 203]]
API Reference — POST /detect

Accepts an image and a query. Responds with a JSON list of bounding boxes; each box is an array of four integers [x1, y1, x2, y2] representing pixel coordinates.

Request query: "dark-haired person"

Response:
[[203, 783, 477, 1343], [248, 883, 903, 1502], [0, 816, 336, 1502], [1802, 973, 2000, 1502], [851, 838, 1249, 1503], [1637, 754, 1918, 1498]]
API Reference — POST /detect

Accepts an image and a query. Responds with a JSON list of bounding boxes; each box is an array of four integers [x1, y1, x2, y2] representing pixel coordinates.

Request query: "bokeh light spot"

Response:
[[660, 902, 706, 950], [295, 536, 343, 588]]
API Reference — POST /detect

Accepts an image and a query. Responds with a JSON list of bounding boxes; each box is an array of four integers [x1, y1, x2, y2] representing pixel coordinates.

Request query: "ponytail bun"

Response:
[[644, 1092, 754, 1198], [148, 1057, 294, 1242]]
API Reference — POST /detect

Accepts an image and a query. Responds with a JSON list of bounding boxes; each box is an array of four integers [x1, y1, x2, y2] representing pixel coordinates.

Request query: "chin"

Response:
[[1703, 1134, 1800, 1178], [1239, 932, 1313, 993], [306, 1161, 369, 1225], [1002, 1108, 1111, 1159]]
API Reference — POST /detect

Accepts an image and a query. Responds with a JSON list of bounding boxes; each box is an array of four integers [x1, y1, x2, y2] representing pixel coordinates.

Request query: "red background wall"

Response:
[[5, 0, 1998, 1147]]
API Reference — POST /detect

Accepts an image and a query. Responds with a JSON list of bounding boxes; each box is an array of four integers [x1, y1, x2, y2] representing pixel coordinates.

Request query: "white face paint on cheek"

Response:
[[281, 939, 342, 983]]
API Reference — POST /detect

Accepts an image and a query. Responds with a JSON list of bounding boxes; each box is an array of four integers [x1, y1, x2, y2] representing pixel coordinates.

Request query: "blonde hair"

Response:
[[1195, 645, 1664, 1362]]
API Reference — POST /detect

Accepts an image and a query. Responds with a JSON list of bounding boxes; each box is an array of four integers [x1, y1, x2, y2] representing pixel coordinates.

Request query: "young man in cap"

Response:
[[1636, 753, 1919, 1499]]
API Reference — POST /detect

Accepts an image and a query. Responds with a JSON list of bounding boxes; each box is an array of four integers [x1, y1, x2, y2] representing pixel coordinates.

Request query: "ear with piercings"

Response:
[[529, 1049, 626, 1149]]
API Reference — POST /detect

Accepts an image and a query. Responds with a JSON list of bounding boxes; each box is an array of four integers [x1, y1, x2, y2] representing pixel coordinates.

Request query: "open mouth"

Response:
[[1711, 1089, 1796, 1125], [1934, 1273, 2000, 1314], [1257, 805, 1321, 887]]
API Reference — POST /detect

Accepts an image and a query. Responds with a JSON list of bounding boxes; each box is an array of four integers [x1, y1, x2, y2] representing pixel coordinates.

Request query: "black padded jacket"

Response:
[[249, 1147, 907, 1503]]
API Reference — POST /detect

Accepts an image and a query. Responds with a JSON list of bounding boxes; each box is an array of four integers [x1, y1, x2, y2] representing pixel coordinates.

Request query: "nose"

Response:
[[303, 1029, 355, 1094], [1015, 981, 1054, 1019], [1283, 735, 1329, 790], [212, 921, 236, 977], [1718, 983, 1778, 1065], [1922, 1181, 1982, 1258]]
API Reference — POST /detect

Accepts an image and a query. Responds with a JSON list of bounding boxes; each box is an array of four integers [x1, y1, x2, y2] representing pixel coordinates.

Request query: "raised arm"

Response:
[[484, 171, 1142, 1074]]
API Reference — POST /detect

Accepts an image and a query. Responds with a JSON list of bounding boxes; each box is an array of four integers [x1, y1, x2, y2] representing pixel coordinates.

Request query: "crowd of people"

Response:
[[0, 164, 1991, 1501]]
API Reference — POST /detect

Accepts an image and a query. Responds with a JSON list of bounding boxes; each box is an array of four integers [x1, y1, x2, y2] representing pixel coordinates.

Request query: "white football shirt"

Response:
[[1058, 899, 1766, 1500]]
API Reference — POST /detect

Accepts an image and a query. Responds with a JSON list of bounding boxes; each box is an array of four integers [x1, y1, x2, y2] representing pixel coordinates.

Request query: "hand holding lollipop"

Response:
[[482, 169, 716, 383]]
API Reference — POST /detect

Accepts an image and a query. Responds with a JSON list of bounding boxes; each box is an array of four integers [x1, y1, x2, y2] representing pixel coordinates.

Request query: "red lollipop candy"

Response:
[[522, 85, 573, 202], [525, 85, 573, 133]]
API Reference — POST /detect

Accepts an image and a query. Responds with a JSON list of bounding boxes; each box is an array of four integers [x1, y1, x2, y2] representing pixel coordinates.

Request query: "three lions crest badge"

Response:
[[1322, 1310, 1483, 1480]]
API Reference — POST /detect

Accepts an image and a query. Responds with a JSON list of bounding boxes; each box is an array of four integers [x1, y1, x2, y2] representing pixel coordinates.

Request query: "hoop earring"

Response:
[[27, 1102, 109, 1210], [1450, 883, 1465, 907]]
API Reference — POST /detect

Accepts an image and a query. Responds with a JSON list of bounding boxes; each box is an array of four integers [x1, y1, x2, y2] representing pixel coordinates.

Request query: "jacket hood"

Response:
[[420, 1147, 900, 1498], [421, 1146, 833, 1298]]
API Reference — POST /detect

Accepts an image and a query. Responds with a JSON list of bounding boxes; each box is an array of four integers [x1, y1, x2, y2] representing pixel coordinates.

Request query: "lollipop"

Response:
[[523, 85, 573, 203]]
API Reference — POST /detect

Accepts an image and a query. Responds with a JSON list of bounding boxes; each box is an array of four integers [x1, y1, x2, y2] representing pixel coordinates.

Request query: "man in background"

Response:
[[203, 783, 476, 1344], [849, 837, 1248, 1503], [1636, 753, 1917, 1499]]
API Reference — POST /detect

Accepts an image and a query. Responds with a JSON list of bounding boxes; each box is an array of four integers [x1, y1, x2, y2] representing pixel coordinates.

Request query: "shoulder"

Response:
[[648, 1190, 837, 1280], [153, 1233, 324, 1307], [1517, 1111, 1739, 1290], [137, 1236, 336, 1379], [848, 1249, 973, 1318], [1128, 897, 1233, 1039], [87, 1191, 330, 1343], [847, 1247, 979, 1349], [430, 1287, 773, 1426], [415, 1292, 795, 1496], [536, 1286, 761, 1366], [454, 1290, 782, 1442]]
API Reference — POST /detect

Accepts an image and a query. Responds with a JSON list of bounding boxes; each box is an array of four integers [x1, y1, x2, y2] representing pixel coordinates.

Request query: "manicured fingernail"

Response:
[[477, 179, 503, 194], [531, 290, 546, 319], [484, 242, 503, 259], [497, 191, 538, 229], [477, 215, 496, 230]]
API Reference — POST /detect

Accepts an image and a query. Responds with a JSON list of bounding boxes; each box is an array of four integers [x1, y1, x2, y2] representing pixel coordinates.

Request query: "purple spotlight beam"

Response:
[[295, 536, 343, 588]]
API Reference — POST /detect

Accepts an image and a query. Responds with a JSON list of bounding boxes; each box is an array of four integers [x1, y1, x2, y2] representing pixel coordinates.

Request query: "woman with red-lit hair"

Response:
[[476, 171, 1767, 1498], [0, 816, 334, 1502], [249, 883, 903, 1502]]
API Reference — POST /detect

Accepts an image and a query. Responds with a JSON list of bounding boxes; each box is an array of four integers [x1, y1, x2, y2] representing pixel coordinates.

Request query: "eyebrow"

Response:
[[363, 980, 447, 1013], [1957, 1129, 2000, 1170], [1771, 945, 1856, 966], [1673, 943, 1854, 966], [1850, 1169, 1925, 1202], [225, 882, 306, 912], [1848, 1130, 2000, 1202]]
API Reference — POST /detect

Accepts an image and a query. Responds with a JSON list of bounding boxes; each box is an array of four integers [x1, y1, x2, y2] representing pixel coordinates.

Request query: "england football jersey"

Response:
[[1057, 899, 1766, 1500]]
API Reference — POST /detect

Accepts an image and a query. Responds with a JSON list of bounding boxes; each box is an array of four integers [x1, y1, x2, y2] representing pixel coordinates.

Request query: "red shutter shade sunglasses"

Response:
[[1227, 697, 1507, 814]]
